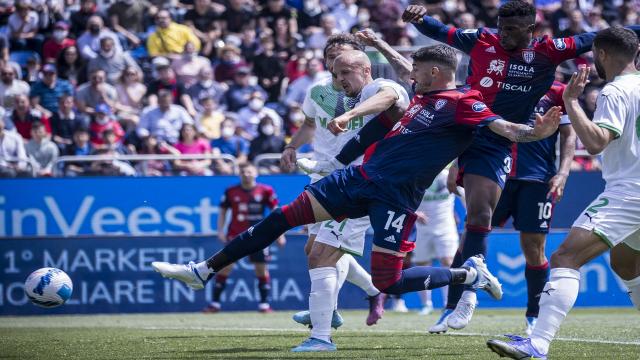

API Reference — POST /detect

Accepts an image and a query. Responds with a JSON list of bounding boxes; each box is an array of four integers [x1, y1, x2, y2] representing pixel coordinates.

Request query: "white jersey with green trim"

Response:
[[592, 72, 640, 195], [302, 76, 410, 167], [416, 168, 456, 235]]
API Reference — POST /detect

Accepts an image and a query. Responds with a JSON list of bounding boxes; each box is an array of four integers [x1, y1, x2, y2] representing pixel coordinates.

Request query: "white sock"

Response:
[[309, 267, 337, 342], [418, 290, 432, 308], [622, 275, 640, 310], [459, 290, 476, 304], [345, 254, 380, 296], [531, 268, 580, 355], [334, 255, 350, 309], [441, 285, 449, 307], [195, 261, 213, 278]]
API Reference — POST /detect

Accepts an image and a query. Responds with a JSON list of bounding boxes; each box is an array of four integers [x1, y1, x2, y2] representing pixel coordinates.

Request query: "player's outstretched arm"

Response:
[[328, 87, 403, 135], [356, 29, 412, 84], [280, 116, 316, 172], [488, 107, 562, 142], [403, 5, 479, 54]]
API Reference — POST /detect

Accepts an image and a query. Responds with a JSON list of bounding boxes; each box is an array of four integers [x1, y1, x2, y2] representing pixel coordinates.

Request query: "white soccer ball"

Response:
[[24, 268, 73, 308]]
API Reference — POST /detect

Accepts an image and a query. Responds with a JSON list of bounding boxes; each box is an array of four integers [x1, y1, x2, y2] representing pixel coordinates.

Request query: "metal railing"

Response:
[[252, 152, 312, 170]]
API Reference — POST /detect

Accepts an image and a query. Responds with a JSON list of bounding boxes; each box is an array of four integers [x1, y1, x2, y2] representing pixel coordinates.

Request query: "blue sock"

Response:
[[446, 250, 464, 310], [335, 113, 392, 165], [460, 225, 490, 292], [382, 266, 453, 295], [525, 261, 550, 317]]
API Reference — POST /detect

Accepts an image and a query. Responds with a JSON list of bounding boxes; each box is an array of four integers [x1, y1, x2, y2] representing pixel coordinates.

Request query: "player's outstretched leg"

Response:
[[343, 254, 385, 325]]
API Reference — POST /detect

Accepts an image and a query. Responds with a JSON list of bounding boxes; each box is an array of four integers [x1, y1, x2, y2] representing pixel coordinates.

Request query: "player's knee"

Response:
[[465, 207, 493, 227], [550, 244, 579, 269], [611, 260, 639, 281]]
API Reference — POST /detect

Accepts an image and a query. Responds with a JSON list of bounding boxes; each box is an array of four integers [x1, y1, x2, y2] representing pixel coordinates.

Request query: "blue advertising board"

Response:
[[0, 233, 632, 315]]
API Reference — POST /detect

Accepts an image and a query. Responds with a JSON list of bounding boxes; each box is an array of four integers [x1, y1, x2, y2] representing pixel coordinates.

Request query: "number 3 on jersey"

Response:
[[384, 211, 406, 233]]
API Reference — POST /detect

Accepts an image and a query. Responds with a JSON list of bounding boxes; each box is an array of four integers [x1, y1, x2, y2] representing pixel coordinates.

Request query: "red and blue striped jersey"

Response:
[[361, 86, 500, 210], [510, 81, 570, 182], [220, 184, 278, 238]]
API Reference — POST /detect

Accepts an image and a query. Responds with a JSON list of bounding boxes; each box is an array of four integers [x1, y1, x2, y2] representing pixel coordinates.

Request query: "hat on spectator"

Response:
[[42, 63, 57, 73], [152, 56, 171, 69], [236, 66, 251, 75], [95, 103, 112, 115], [54, 21, 70, 30], [224, 35, 242, 49], [221, 44, 241, 55]]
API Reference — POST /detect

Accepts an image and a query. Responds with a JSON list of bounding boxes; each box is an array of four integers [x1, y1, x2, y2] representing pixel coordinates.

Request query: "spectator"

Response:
[[42, 21, 75, 63], [76, 69, 120, 115], [197, 94, 225, 140], [582, 86, 600, 120], [239, 24, 260, 62], [284, 42, 311, 82], [7, 0, 43, 52], [183, 0, 222, 58], [0, 64, 30, 110], [211, 117, 249, 169], [70, 0, 100, 36], [585, 6, 609, 32], [558, 9, 587, 38], [89, 104, 125, 148], [62, 127, 94, 177], [137, 89, 195, 144], [366, 0, 404, 45], [173, 123, 213, 175], [76, 15, 123, 60], [8, 94, 51, 140], [307, 14, 339, 50], [214, 45, 249, 83], [102, 128, 132, 155], [259, 0, 298, 35], [221, 0, 257, 35], [108, 0, 153, 49], [253, 34, 285, 102], [186, 66, 227, 109], [88, 148, 136, 176], [283, 57, 328, 107], [87, 37, 140, 85], [115, 66, 147, 129], [237, 91, 283, 139], [22, 54, 41, 85], [147, 9, 201, 59], [29, 63, 74, 117], [50, 94, 91, 150], [56, 45, 87, 87], [147, 57, 196, 116], [26, 121, 59, 177], [171, 41, 212, 88], [0, 117, 30, 178], [332, 0, 358, 33], [224, 66, 267, 112], [136, 134, 178, 176], [273, 17, 302, 59], [248, 115, 285, 173], [551, 0, 578, 35], [297, 0, 322, 31], [471, 0, 500, 28]]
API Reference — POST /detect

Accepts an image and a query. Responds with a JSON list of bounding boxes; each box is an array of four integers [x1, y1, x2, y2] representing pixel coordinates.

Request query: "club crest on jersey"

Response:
[[472, 102, 487, 112], [553, 38, 567, 50], [434, 99, 447, 110], [522, 50, 535, 64], [487, 59, 505, 75], [254, 194, 263, 202]]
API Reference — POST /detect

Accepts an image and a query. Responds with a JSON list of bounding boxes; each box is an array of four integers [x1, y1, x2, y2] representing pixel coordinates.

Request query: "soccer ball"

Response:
[[24, 268, 73, 308]]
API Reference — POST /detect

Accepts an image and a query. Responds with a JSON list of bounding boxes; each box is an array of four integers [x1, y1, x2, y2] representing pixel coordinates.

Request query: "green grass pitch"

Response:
[[1, 308, 638, 359]]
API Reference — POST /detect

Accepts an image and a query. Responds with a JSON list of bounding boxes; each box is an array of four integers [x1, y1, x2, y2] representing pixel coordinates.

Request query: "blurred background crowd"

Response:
[[0, 0, 637, 177]]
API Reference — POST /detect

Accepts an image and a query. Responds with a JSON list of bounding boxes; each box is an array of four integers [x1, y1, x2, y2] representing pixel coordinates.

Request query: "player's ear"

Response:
[[431, 65, 440, 77]]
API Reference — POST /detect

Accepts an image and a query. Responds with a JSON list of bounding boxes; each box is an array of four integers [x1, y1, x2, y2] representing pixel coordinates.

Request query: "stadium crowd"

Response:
[[0, 0, 637, 177]]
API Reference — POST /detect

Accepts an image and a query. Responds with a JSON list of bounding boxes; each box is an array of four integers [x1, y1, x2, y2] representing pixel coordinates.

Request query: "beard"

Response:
[[594, 59, 606, 80]]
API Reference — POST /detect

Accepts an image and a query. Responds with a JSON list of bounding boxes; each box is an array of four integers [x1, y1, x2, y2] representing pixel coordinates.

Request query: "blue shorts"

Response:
[[306, 166, 417, 253], [492, 179, 554, 233], [458, 137, 512, 189]]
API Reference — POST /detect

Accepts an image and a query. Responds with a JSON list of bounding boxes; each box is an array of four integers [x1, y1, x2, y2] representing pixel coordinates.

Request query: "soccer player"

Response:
[[487, 26, 640, 360], [489, 82, 576, 335], [151, 46, 561, 350], [205, 162, 285, 313], [281, 39, 410, 351]]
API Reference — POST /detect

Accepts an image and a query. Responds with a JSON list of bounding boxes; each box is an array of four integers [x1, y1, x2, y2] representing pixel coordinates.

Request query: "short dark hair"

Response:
[[411, 45, 458, 70], [323, 34, 364, 60], [31, 121, 45, 131], [239, 162, 256, 171], [594, 26, 640, 61], [498, 0, 536, 22]]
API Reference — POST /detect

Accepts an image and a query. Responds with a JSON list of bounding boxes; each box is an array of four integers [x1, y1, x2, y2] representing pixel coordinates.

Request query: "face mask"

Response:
[[200, 79, 213, 88], [184, 52, 196, 60], [89, 25, 100, 35], [221, 126, 234, 137], [261, 124, 275, 136], [443, 0, 457, 12], [96, 117, 109, 125], [100, 49, 115, 58], [289, 112, 305, 123], [358, 13, 370, 23], [53, 30, 67, 42], [248, 98, 264, 111]]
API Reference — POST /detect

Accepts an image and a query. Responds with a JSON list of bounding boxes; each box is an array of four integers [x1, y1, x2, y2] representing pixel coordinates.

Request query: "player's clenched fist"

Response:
[[402, 5, 427, 23], [355, 29, 380, 47], [280, 147, 297, 172]]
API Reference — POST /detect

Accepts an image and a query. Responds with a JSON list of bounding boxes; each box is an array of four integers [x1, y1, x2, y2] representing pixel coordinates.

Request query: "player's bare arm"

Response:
[[356, 29, 412, 84], [281, 116, 316, 172], [488, 106, 562, 143], [328, 86, 404, 135], [401, 5, 427, 23], [548, 123, 577, 200], [563, 67, 616, 154]]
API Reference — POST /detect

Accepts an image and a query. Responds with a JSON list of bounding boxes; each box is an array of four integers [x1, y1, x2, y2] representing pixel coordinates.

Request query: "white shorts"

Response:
[[412, 224, 459, 263], [314, 216, 370, 256], [573, 190, 640, 251]]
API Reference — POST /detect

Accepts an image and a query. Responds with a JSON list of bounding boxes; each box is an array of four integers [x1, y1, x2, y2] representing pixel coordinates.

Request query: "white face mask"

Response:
[[248, 98, 264, 111], [53, 30, 68, 42], [358, 13, 370, 23], [221, 126, 234, 137], [261, 124, 275, 136], [100, 49, 115, 58], [96, 116, 109, 125], [289, 112, 305, 123], [200, 79, 213, 88]]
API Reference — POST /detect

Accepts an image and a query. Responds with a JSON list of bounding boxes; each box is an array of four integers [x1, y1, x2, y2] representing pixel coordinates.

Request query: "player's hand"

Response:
[[217, 231, 227, 243], [328, 113, 351, 135], [280, 146, 297, 172], [277, 235, 286, 248], [402, 5, 427, 23], [533, 106, 562, 140], [563, 66, 590, 102], [547, 173, 568, 201], [447, 165, 461, 195], [355, 29, 380, 47], [415, 211, 428, 225]]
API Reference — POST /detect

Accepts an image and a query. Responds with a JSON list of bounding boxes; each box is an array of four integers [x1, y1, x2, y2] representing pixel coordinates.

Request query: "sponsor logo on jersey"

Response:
[[508, 63, 535, 78], [254, 194, 263, 202], [487, 59, 506, 75], [434, 99, 448, 110], [407, 104, 422, 117], [463, 28, 477, 34], [496, 81, 532, 93], [485, 46, 496, 53], [472, 101, 487, 112], [540, 221, 548, 229], [553, 38, 566, 50], [522, 50, 535, 64], [480, 76, 494, 87], [416, 108, 435, 125], [384, 235, 397, 243]]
